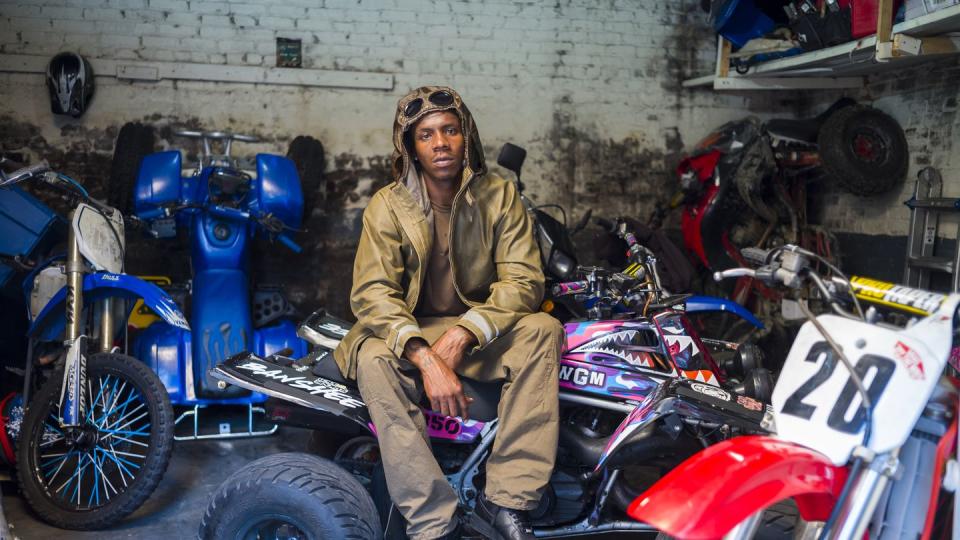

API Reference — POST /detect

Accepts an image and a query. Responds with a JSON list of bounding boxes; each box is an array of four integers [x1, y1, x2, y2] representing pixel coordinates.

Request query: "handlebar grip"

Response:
[[138, 206, 168, 221], [552, 280, 588, 296], [1, 161, 51, 186], [713, 268, 757, 282], [741, 247, 770, 266], [277, 233, 302, 254]]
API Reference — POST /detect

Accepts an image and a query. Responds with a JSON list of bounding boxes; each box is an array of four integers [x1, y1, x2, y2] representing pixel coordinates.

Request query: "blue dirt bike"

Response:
[[1, 160, 185, 529], [124, 130, 310, 438]]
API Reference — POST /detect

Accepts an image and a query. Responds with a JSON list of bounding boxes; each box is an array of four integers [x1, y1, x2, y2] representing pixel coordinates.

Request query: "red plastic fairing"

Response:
[[627, 435, 847, 540], [678, 151, 721, 269]]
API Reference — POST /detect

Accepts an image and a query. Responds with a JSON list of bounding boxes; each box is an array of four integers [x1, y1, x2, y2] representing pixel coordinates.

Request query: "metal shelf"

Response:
[[685, 3, 960, 90]]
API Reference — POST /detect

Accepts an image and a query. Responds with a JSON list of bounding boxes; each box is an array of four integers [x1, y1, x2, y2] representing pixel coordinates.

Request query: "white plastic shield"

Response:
[[771, 296, 959, 465], [72, 203, 124, 274]]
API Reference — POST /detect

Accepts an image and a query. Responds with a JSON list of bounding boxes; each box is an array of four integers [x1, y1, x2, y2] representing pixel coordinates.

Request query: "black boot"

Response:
[[469, 493, 534, 540], [437, 520, 463, 540]]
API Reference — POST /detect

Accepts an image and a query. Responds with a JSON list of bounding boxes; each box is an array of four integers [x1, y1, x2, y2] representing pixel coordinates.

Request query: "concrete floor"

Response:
[[2, 425, 312, 540], [1, 423, 640, 540]]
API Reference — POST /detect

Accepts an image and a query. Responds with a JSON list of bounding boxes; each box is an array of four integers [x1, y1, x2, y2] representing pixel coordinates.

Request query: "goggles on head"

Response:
[[401, 89, 456, 120]]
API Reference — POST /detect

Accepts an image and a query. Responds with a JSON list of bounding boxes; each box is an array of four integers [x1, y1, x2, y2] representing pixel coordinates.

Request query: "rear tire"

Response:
[[818, 105, 908, 197], [108, 122, 156, 214], [287, 136, 325, 219], [199, 452, 382, 540], [16, 353, 174, 529]]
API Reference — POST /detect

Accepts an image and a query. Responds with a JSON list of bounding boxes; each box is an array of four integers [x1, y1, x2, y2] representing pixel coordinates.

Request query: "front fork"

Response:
[[720, 450, 899, 540], [59, 213, 86, 427], [822, 451, 898, 540]]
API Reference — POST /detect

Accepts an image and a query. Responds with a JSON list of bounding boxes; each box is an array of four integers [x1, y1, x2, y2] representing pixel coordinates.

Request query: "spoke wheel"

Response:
[[17, 353, 174, 530]]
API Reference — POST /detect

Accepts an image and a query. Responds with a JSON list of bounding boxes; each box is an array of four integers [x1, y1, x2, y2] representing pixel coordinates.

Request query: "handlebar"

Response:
[[713, 268, 757, 282], [207, 204, 251, 223], [277, 233, 302, 254], [0, 161, 51, 187], [552, 280, 588, 296], [174, 130, 259, 142]]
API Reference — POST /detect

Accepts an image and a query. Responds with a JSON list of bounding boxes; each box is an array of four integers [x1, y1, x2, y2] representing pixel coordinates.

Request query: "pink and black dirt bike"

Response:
[[629, 245, 958, 540], [195, 248, 773, 539]]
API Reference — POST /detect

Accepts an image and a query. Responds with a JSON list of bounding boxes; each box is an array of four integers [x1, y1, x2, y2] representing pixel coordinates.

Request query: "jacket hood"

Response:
[[391, 85, 486, 183]]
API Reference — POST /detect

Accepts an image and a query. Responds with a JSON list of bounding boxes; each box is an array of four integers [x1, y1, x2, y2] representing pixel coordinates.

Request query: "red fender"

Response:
[[627, 435, 848, 540]]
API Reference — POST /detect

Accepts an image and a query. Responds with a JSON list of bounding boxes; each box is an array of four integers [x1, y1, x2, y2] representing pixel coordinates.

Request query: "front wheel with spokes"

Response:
[[16, 352, 174, 530]]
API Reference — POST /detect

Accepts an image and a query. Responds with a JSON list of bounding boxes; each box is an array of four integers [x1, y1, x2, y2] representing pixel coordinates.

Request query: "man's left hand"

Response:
[[431, 325, 476, 372]]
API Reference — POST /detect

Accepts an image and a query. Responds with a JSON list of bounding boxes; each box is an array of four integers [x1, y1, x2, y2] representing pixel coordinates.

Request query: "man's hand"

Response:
[[404, 338, 471, 420], [431, 325, 477, 372]]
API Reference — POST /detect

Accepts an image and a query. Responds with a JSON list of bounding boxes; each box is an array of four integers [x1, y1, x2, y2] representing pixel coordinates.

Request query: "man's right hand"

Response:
[[404, 338, 471, 420]]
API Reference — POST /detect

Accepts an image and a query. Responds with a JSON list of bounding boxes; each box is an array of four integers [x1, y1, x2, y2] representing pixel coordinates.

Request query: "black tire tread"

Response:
[[198, 452, 381, 540], [108, 122, 156, 214], [16, 353, 174, 530], [286, 135, 325, 219], [818, 105, 908, 197]]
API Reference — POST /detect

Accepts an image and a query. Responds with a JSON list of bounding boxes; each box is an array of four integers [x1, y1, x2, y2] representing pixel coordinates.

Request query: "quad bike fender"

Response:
[[627, 435, 846, 539], [29, 272, 189, 341], [210, 352, 373, 435], [684, 295, 764, 329]]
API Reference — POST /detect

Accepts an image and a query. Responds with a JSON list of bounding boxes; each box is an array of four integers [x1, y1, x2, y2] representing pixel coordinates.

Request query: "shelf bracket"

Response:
[[876, 0, 897, 60], [887, 34, 960, 58]]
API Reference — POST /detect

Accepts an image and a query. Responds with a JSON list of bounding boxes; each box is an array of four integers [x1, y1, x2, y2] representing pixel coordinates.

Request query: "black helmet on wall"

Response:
[[46, 52, 94, 117]]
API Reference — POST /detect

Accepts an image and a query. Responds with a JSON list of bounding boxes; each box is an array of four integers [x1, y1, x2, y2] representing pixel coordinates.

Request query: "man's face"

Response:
[[411, 110, 465, 184]]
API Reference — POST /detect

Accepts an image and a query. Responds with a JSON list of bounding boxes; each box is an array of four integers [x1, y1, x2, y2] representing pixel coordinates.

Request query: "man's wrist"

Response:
[[452, 324, 478, 348], [404, 337, 430, 368]]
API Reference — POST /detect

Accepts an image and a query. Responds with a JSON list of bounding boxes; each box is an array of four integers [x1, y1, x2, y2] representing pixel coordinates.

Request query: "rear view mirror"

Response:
[[497, 143, 527, 181]]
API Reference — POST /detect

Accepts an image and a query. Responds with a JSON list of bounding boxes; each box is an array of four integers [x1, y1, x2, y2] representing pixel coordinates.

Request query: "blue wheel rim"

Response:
[[33, 372, 153, 511]]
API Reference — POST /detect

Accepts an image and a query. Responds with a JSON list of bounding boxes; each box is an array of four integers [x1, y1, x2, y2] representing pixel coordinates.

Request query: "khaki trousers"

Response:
[[356, 312, 562, 540]]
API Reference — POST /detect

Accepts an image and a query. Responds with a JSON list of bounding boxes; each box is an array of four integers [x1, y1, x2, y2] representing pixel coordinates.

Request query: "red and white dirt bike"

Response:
[[628, 245, 958, 540]]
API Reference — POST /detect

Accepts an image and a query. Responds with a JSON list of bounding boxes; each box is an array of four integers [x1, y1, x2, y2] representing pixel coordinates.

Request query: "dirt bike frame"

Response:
[[0, 163, 188, 425], [629, 247, 960, 540]]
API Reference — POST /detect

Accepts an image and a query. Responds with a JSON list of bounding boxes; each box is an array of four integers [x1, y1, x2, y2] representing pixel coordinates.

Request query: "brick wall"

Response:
[[0, 0, 797, 313], [800, 57, 960, 238]]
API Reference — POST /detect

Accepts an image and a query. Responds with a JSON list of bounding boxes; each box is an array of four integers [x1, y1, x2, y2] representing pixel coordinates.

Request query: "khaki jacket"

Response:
[[333, 168, 544, 379]]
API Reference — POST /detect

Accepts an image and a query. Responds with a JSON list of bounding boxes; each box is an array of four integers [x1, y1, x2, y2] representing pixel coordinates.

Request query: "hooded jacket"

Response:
[[333, 86, 545, 379]]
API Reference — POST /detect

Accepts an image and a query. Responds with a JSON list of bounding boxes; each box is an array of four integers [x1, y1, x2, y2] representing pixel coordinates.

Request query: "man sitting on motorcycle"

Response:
[[333, 86, 563, 540]]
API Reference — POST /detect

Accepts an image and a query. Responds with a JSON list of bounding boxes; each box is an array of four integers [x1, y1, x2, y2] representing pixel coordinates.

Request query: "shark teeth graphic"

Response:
[[570, 330, 655, 367]]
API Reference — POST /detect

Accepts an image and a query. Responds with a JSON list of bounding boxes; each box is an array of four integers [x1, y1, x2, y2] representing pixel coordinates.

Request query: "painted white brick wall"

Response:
[[0, 0, 790, 220]]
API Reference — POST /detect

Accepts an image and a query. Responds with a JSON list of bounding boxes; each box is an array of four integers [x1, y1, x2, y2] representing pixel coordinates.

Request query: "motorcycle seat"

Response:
[[764, 118, 820, 144], [310, 355, 503, 423]]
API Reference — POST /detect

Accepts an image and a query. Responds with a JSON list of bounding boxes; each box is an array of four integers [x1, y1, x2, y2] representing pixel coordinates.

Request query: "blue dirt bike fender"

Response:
[[684, 295, 764, 329], [29, 272, 190, 341]]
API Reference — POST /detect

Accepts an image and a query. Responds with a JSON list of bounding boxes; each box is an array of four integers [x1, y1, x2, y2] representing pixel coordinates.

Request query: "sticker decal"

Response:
[[559, 365, 606, 387], [690, 382, 731, 401], [737, 395, 763, 411], [236, 360, 365, 408], [893, 341, 925, 380], [850, 276, 946, 315], [317, 322, 349, 336]]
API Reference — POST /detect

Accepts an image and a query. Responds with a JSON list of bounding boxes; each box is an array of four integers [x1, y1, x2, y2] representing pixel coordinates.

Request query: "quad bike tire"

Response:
[[199, 452, 381, 540], [16, 353, 174, 530], [108, 122, 157, 214], [287, 135, 326, 219], [818, 105, 908, 197]]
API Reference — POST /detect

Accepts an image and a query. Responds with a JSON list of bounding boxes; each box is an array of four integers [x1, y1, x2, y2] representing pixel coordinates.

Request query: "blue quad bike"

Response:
[[0, 159, 186, 529], [116, 129, 316, 439]]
